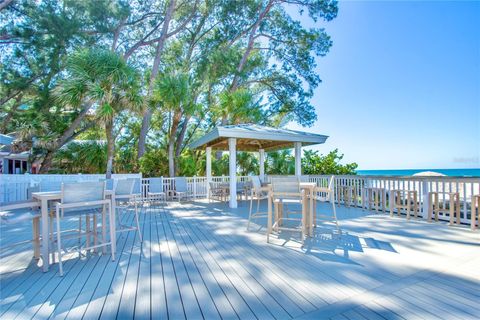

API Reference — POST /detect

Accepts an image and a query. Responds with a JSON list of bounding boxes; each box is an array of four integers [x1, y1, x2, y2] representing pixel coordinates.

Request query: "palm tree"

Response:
[[266, 150, 295, 175], [153, 72, 192, 177], [56, 49, 142, 178]]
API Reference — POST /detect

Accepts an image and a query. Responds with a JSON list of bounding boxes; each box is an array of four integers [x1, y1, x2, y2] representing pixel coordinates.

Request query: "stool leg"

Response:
[[456, 194, 461, 225], [472, 197, 477, 230], [428, 193, 433, 222], [33, 217, 40, 259], [389, 191, 394, 217], [93, 214, 98, 252], [406, 192, 411, 220], [86, 215, 91, 252], [449, 196, 454, 225], [413, 192, 418, 219], [102, 206, 107, 254], [397, 191, 401, 217]]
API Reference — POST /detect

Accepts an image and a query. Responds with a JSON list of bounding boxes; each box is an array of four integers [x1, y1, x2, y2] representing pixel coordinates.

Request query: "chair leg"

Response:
[[93, 214, 98, 252], [247, 197, 253, 231], [32, 217, 40, 259], [102, 206, 107, 254], [56, 208, 64, 276], [301, 199, 306, 246], [134, 201, 143, 242], [108, 202, 116, 261], [86, 215, 91, 252]]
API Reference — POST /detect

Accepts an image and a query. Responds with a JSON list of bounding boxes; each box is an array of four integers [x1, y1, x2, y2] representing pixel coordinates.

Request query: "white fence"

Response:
[[0, 173, 141, 203], [2, 173, 479, 227]]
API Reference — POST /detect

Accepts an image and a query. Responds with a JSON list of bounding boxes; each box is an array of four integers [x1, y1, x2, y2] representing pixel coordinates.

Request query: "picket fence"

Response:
[[1, 173, 479, 227]]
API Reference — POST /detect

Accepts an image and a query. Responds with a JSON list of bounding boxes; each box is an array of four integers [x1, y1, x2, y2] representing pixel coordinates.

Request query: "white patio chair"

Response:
[[100, 178, 114, 191], [0, 201, 41, 259], [247, 176, 269, 231], [312, 176, 340, 233], [209, 182, 227, 203], [172, 177, 189, 202], [54, 181, 115, 276], [268, 177, 306, 245], [114, 178, 143, 242], [148, 177, 166, 207]]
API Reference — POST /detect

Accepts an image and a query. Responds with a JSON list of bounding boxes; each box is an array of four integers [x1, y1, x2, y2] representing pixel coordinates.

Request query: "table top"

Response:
[[32, 189, 114, 200], [261, 182, 316, 192]]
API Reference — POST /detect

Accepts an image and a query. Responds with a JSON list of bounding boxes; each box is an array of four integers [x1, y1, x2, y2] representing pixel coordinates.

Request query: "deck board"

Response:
[[1, 200, 479, 320]]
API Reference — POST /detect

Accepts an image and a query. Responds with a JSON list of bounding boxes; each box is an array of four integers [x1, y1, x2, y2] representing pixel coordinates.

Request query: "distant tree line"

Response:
[[0, 0, 358, 177]]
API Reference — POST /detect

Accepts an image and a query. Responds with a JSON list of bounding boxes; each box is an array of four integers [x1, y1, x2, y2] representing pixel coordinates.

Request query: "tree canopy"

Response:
[[0, 0, 357, 177]]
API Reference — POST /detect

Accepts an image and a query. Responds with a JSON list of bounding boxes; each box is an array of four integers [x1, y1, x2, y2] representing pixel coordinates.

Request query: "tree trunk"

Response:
[[137, 0, 177, 160], [38, 150, 55, 173], [105, 120, 115, 179], [175, 116, 190, 158], [229, 0, 274, 92], [168, 110, 182, 177], [0, 0, 13, 11]]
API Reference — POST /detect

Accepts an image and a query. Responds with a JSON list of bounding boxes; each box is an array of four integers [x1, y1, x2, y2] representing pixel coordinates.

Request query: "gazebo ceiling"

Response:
[[189, 124, 328, 152]]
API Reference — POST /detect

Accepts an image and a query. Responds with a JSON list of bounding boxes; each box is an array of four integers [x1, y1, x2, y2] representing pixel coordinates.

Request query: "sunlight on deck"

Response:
[[1, 200, 479, 319]]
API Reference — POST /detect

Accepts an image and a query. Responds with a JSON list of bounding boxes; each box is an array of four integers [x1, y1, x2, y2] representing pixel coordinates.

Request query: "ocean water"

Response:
[[356, 168, 480, 177]]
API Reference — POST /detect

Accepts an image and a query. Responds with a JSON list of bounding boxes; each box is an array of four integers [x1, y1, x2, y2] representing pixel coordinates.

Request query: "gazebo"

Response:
[[189, 124, 328, 208]]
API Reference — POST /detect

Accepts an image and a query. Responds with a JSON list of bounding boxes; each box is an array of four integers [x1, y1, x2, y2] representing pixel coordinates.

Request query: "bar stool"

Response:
[[428, 191, 460, 225], [470, 194, 479, 230], [389, 189, 418, 219], [363, 187, 386, 212], [336, 185, 358, 208]]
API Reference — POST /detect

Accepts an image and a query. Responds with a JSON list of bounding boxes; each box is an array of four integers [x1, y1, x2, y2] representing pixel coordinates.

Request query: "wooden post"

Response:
[[294, 142, 302, 177], [228, 138, 237, 208], [206, 147, 212, 200], [421, 180, 429, 219]]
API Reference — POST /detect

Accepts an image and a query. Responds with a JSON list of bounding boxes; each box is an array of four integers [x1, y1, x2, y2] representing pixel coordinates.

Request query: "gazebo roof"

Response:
[[189, 124, 328, 151]]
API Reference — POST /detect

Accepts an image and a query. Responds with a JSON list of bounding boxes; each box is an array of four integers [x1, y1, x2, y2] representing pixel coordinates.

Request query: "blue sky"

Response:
[[287, 0, 480, 170]]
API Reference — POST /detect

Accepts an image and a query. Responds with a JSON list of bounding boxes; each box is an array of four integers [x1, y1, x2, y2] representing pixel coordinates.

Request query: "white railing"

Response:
[[308, 175, 480, 225], [140, 175, 251, 199], [0, 173, 141, 203], [2, 173, 479, 227]]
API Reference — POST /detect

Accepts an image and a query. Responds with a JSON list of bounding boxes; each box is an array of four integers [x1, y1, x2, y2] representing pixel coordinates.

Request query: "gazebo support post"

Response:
[[259, 148, 265, 181], [294, 142, 302, 177], [206, 147, 212, 199], [228, 138, 237, 208]]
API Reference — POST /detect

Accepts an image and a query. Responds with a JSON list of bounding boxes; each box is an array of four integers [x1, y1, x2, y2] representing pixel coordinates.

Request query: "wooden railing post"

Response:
[[421, 179, 430, 219]]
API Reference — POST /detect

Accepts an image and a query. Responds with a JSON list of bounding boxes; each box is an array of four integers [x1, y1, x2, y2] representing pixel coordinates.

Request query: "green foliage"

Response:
[[266, 150, 295, 175], [302, 149, 358, 175], [138, 149, 169, 177], [52, 141, 107, 173], [1, 0, 343, 176]]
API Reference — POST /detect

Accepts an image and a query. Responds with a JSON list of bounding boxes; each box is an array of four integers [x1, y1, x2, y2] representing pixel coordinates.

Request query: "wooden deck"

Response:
[[1, 199, 479, 319]]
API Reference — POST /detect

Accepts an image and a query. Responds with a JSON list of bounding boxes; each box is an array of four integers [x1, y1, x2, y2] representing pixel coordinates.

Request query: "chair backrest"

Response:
[[132, 178, 141, 195], [39, 180, 63, 192], [149, 177, 164, 193], [115, 179, 135, 196], [327, 176, 334, 191], [175, 177, 188, 192], [99, 178, 114, 190], [61, 181, 105, 204], [271, 177, 300, 195], [299, 175, 309, 182], [251, 176, 262, 193]]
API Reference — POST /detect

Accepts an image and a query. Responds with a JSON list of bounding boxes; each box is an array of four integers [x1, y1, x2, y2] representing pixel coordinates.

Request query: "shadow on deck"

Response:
[[1, 199, 479, 319]]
